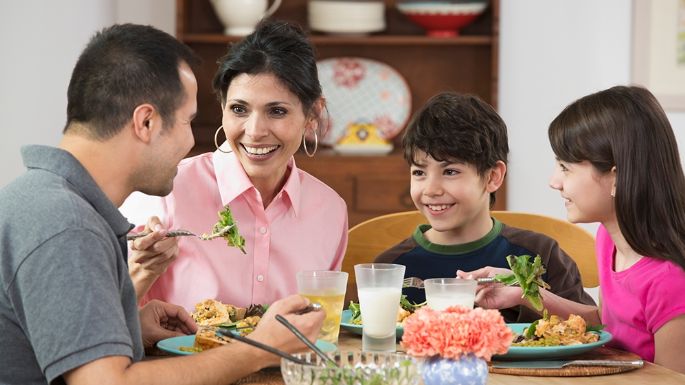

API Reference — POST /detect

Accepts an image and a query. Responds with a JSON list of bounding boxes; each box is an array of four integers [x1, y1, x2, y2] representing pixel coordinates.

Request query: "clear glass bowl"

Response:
[[281, 351, 421, 385]]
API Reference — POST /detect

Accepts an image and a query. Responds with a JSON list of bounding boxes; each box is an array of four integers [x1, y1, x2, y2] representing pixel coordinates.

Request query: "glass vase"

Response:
[[421, 354, 488, 385]]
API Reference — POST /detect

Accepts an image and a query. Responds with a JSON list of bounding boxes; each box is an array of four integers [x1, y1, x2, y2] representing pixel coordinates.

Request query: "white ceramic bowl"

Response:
[[281, 351, 421, 385], [308, 0, 385, 34]]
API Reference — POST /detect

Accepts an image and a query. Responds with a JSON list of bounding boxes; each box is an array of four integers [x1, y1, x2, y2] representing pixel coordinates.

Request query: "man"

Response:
[[0, 24, 323, 385]]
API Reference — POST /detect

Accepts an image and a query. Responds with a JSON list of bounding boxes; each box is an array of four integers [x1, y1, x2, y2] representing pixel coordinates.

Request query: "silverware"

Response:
[[295, 302, 322, 315], [402, 276, 425, 289], [491, 359, 644, 369], [275, 314, 337, 367], [402, 276, 495, 289], [215, 329, 312, 365], [126, 229, 197, 241], [126, 225, 234, 241]]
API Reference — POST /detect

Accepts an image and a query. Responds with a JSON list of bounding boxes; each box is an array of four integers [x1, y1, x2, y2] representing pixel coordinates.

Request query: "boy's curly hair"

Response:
[[402, 92, 508, 206]]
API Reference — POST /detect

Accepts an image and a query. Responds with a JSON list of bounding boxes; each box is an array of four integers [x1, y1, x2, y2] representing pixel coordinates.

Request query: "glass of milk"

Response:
[[354, 263, 406, 352], [424, 278, 477, 311]]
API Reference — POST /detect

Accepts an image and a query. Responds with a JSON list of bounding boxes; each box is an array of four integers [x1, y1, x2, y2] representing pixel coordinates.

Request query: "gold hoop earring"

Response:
[[302, 127, 318, 157], [214, 126, 231, 153]]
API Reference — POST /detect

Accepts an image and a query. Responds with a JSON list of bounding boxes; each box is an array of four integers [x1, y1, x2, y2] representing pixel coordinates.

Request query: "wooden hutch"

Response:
[[176, 0, 503, 226]]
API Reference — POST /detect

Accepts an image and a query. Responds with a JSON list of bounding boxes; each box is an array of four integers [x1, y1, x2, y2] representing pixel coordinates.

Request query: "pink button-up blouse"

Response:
[[123, 150, 348, 311]]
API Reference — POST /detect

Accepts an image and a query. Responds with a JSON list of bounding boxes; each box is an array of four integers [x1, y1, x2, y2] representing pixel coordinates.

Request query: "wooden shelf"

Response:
[[181, 33, 493, 46], [178, 0, 503, 225]]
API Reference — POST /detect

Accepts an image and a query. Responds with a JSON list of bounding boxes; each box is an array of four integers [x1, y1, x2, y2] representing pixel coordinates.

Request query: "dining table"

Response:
[[218, 330, 685, 385]]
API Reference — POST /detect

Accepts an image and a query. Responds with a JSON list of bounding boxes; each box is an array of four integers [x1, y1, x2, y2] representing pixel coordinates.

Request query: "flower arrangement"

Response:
[[401, 305, 512, 361]]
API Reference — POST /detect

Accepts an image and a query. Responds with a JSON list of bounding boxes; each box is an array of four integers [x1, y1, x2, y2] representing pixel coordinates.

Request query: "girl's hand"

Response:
[[457, 267, 524, 310]]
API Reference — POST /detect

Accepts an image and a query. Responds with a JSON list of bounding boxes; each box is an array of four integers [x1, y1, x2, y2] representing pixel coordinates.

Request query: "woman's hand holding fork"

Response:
[[128, 216, 179, 301]]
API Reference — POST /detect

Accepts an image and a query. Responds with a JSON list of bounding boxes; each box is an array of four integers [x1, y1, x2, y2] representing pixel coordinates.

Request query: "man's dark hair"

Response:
[[402, 92, 509, 206], [65, 23, 199, 139]]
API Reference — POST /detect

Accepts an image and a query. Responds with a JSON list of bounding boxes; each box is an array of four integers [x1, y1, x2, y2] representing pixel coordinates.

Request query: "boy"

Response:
[[374, 92, 594, 322]]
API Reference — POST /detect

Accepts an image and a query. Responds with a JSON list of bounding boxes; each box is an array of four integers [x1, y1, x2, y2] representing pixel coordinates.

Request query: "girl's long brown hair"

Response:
[[549, 86, 685, 271]]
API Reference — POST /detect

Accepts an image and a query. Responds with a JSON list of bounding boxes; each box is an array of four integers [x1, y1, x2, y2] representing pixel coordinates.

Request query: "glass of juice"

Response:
[[296, 270, 348, 344], [424, 277, 477, 310], [354, 263, 405, 352]]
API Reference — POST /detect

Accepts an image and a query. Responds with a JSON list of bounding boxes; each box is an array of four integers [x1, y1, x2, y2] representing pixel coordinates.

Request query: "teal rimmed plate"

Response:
[[495, 323, 612, 360], [157, 335, 337, 356]]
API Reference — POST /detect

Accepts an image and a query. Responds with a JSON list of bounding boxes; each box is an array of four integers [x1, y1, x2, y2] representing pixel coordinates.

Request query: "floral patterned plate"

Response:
[[317, 57, 411, 145]]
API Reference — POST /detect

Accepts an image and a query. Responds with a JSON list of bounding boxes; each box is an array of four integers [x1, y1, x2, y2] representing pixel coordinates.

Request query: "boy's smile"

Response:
[[426, 203, 454, 213]]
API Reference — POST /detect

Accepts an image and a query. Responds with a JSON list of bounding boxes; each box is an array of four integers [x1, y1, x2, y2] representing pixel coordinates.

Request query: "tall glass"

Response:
[[354, 263, 405, 352], [296, 270, 348, 344], [424, 278, 477, 310]]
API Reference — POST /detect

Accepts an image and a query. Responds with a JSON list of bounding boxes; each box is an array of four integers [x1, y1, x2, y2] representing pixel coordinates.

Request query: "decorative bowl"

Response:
[[309, 0, 386, 35], [397, 1, 488, 37], [281, 351, 421, 385]]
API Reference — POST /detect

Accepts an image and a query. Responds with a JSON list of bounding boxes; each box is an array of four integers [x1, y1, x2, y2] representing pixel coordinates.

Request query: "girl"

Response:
[[461, 86, 685, 373]]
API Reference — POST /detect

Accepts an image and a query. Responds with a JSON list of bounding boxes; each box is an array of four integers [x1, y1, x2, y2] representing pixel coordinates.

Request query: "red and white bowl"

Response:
[[397, 1, 488, 37]]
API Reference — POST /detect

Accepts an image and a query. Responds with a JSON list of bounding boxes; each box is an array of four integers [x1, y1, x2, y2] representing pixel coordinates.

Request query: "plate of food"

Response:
[[159, 297, 336, 355], [157, 333, 337, 356], [340, 296, 424, 340], [495, 316, 612, 360]]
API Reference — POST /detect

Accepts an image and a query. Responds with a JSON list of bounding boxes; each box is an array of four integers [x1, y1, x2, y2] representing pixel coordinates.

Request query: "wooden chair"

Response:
[[341, 210, 598, 302]]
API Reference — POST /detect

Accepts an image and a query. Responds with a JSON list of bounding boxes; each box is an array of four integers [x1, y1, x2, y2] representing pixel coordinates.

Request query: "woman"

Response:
[[459, 86, 685, 373], [122, 21, 348, 311]]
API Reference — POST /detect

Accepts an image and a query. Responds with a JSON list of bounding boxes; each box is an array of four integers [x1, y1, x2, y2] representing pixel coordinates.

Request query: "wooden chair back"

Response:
[[342, 210, 598, 302]]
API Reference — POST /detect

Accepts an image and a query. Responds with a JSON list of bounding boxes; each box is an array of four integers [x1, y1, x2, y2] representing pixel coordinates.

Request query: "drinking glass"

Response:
[[354, 263, 405, 352], [296, 270, 348, 344], [424, 278, 477, 310]]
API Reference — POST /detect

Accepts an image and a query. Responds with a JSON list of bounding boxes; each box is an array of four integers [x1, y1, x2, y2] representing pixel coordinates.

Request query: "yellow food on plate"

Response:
[[191, 299, 246, 326], [188, 299, 266, 352], [396, 306, 411, 324], [513, 314, 600, 347], [192, 325, 232, 351]]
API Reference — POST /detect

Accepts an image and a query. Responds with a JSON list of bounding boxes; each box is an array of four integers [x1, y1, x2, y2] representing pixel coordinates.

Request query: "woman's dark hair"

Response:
[[402, 92, 508, 207], [65, 23, 199, 139], [549, 85, 685, 271], [212, 20, 325, 134]]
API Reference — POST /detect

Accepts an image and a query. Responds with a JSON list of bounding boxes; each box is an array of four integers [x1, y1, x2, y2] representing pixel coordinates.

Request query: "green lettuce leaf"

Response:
[[214, 205, 246, 254], [493, 254, 550, 312]]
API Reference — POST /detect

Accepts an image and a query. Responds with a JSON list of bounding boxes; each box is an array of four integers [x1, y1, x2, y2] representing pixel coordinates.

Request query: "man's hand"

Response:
[[248, 295, 325, 366], [139, 299, 197, 348]]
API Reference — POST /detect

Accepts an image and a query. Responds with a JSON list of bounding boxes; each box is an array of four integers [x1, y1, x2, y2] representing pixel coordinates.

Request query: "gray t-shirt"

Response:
[[0, 145, 143, 384]]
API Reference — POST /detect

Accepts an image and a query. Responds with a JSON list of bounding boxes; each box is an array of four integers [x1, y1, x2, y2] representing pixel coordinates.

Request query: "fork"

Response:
[[402, 276, 425, 289], [126, 225, 233, 241], [402, 276, 496, 289]]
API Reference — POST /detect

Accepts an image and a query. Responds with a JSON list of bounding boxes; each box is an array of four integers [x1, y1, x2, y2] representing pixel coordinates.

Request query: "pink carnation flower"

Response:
[[401, 306, 512, 361]]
